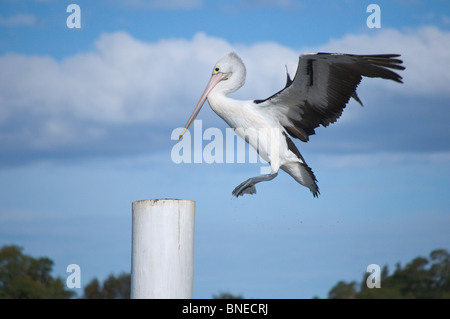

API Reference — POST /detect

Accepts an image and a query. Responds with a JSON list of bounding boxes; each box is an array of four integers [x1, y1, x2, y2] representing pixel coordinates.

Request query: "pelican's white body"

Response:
[[207, 94, 302, 173], [199, 53, 317, 196]]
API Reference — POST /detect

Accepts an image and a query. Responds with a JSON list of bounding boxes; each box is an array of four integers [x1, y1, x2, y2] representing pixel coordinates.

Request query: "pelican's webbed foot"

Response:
[[232, 172, 278, 197], [232, 180, 257, 197]]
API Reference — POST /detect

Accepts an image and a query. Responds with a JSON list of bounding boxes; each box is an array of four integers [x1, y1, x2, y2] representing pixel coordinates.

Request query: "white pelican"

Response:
[[179, 52, 404, 197]]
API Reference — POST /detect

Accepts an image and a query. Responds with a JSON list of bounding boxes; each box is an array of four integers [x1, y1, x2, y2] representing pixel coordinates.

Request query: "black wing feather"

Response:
[[254, 53, 405, 142]]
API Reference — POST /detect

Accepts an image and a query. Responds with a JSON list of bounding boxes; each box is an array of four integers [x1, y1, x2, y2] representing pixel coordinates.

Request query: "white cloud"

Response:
[[0, 32, 219, 125], [0, 26, 449, 161], [4, 27, 449, 125]]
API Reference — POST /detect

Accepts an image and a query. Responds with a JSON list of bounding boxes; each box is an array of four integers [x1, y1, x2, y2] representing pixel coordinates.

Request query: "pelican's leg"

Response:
[[232, 172, 278, 197]]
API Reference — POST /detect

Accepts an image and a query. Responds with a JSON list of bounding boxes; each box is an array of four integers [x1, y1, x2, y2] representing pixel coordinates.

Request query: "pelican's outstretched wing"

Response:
[[254, 53, 405, 142]]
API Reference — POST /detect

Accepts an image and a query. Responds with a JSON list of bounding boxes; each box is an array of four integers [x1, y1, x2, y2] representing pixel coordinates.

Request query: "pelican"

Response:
[[179, 52, 404, 197]]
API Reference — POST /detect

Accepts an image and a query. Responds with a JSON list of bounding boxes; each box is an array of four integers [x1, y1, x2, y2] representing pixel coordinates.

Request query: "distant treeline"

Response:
[[1, 244, 448, 299]]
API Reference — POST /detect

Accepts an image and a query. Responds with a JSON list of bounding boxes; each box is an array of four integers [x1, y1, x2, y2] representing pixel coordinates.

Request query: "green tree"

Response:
[[328, 248, 450, 299], [328, 281, 357, 299], [0, 245, 75, 299], [83, 273, 130, 299], [83, 274, 246, 299]]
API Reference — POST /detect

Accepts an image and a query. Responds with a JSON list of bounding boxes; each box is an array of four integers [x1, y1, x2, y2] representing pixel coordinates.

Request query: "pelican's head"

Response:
[[210, 52, 246, 94], [178, 52, 246, 139]]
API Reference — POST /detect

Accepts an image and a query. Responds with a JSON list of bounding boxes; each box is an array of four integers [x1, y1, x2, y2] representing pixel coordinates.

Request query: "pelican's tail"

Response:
[[281, 161, 319, 197], [281, 132, 319, 197]]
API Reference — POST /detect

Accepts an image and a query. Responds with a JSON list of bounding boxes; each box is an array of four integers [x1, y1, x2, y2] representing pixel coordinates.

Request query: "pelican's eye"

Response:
[[214, 67, 220, 73]]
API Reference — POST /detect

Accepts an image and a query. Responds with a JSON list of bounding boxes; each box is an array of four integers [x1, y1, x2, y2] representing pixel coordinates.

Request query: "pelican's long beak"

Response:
[[178, 72, 228, 140]]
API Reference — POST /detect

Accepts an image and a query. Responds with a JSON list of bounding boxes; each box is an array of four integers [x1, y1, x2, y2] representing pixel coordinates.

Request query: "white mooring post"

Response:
[[131, 199, 195, 299]]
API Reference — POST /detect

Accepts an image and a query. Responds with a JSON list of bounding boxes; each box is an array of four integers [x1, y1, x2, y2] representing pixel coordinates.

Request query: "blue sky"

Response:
[[0, 0, 449, 299]]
